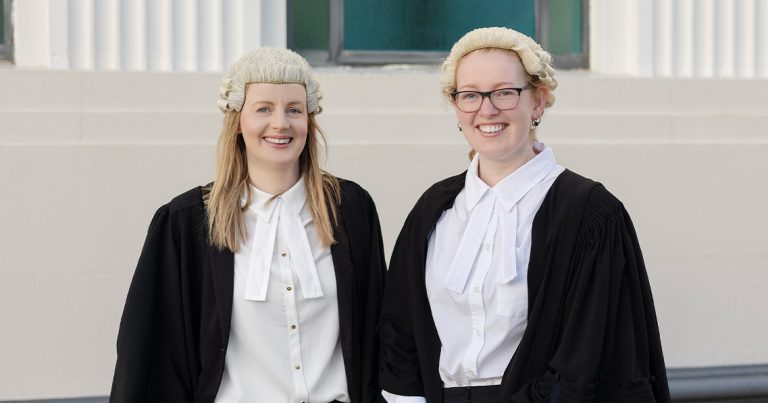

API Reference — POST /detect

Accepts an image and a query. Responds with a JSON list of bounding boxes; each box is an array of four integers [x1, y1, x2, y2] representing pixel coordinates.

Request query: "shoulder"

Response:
[[166, 185, 206, 211], [148, 185, 208, 231], [412, 171, 466, 213], [337, 177, 375, 206], [555, 170, 626, 234], [335, 177, 381, 226], [160, 185, 208, 217]]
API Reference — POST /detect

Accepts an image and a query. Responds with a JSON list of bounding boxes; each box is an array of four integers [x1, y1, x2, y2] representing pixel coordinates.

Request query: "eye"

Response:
[[287, 107, 305, 114], [256, 106, 270, 113], [495, 89, 518, 98], [458, 92, 480, 101]]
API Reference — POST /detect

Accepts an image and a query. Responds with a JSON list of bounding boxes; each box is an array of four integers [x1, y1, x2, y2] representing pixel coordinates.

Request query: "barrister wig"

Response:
[[440, 27, 558, 108]]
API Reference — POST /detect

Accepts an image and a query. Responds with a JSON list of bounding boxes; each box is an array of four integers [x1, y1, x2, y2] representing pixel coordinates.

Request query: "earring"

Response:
[[531, 118, 541, 130], [457, 123, 463, 132]]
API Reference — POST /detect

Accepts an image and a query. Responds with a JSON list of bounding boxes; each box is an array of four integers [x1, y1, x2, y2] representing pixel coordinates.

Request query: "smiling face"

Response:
[[453, 49, 547, 172], [239, 83, 309, 176]]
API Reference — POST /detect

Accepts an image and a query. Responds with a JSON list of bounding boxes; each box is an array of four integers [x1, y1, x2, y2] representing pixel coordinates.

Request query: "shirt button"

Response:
[[286, 286, 292, 291], [281, 251, 288, 257], [473, 286, 480, 293], [484, 244, 491, 250], [290, 324, 297, 330], [294, 364, 301, 370], [475, 330, 481, 336]]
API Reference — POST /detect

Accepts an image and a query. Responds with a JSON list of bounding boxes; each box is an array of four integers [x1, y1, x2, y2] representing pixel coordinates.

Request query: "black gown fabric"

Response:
[[111, 179, 386, 403], [379, 169, 671, 403]]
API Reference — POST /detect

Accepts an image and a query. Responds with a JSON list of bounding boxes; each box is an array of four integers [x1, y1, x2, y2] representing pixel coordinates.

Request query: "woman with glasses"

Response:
[[379, 27, 670, 403], [111, 48, 386, 402]]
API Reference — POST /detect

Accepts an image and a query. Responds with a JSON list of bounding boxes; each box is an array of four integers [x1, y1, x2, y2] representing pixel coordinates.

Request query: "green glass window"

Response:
[[0, 0, 10, 62], [0, 0, 5, 45], [343, 0, 534, 52], [288, 0, 330, 58], [289, 0, 587, 68], [540, 0, 586, 68]]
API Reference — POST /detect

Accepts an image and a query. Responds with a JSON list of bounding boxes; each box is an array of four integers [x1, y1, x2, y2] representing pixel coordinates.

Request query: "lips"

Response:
[[477, 124, 507, 135], [263, 136, 292, 144]]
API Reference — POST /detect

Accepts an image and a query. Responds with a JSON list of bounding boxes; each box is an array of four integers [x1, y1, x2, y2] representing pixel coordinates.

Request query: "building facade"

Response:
[[1, 0, 767, 400]]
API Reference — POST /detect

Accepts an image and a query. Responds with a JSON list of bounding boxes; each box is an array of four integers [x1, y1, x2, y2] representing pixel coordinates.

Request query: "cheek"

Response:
[[293, 120, 309, 141], [239, 115, 260, 137], [454, 108, 473, 128]]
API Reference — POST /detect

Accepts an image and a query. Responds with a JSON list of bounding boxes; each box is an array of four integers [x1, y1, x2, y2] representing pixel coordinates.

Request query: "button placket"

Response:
[[277, 226, 309, 403], [462, 210, 498, 378]]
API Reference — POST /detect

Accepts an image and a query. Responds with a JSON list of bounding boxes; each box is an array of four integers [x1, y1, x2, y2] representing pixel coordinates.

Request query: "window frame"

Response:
[[288, 0, 589, 69], [0, 0, 14, 63], [536, 0, 589, 69]]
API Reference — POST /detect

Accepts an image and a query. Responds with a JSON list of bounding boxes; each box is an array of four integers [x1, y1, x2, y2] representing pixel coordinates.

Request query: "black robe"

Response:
[[111, 180, 386, 403], [379, 169, 671, 403]]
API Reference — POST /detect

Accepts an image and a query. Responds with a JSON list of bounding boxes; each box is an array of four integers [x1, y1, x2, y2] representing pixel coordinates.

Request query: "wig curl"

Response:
[[217, 48, 321, 114]]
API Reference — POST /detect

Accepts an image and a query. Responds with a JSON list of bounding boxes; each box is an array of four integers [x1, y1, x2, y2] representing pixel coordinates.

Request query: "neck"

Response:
[[247, 161, 301, 195], [477, 147, 536, 187]]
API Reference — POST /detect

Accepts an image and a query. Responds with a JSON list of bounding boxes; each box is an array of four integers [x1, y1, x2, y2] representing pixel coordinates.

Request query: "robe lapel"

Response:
[[208, 244, 234, 344], [330, 214, 356, 387]]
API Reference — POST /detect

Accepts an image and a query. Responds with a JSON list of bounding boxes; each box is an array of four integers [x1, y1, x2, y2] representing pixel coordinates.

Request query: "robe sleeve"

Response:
[[110, 205, 194, 403], [510, 188, 670, 403], [379, 206, 426, 396]]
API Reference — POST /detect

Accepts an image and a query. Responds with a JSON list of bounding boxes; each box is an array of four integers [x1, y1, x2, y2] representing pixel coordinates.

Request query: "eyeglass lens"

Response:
[[455, 89, 521, 112]]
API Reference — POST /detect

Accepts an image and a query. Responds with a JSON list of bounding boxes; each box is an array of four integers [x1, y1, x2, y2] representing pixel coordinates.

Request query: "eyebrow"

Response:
[[456, 83, 524, 90], [248, 100, 307, 107]]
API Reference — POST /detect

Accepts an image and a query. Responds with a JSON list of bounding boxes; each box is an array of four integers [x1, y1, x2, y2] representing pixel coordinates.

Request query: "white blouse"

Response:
[[383, 143, 564, 402], [214, 178, 349, 403]]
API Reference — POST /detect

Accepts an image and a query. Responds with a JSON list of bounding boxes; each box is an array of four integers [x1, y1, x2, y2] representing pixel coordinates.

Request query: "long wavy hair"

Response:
[[205, 110, 340, 252]]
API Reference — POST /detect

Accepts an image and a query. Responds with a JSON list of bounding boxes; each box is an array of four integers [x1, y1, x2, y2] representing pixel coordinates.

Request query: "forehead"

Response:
[[244, 82, 307, 102], [455, 49, 528, 89]]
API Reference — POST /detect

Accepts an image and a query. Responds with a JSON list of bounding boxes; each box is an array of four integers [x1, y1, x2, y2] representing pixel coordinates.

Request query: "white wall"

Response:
[[1, 67, 768, 400]]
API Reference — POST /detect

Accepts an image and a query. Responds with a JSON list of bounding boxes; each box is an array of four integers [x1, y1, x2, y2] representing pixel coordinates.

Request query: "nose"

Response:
[[478, 95, 500, 116], [271, 111, 290, 129]]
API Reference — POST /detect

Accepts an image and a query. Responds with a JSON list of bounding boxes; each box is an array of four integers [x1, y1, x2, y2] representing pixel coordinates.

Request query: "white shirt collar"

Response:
[[444, 142, 558, 294], [464, 142, 557, 212], [245, 177, 307, 222]]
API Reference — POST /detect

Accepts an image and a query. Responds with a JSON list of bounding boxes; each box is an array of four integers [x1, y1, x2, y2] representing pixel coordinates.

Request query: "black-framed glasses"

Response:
[[450, 84, 534, 113]]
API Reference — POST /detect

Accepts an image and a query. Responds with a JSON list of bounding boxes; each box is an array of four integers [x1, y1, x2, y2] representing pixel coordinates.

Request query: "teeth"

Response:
[[478, 124, 504, 134], [264, 137, 291, 144]]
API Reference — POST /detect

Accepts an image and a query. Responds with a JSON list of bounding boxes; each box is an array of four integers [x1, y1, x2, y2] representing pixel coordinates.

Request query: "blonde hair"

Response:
[[207, 49, 340, 252]]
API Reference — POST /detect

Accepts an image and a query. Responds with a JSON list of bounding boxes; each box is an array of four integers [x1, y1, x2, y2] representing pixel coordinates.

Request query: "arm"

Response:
[[508, 198, 670, 403], [110, 206, 193, 402], [379, 209, 427, 397]]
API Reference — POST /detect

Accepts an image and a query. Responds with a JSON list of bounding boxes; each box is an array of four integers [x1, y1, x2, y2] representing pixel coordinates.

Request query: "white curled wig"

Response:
[[217, 47, 322, 114], [440, 27, 558, 108]]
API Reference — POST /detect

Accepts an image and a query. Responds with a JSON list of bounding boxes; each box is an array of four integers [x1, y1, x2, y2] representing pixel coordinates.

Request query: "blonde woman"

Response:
[[379, 28, 670, 403], [111, 48, 385, 403]]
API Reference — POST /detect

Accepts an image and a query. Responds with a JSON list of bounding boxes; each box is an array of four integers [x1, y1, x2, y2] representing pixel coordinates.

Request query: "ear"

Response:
[[532, 86, 549, 120]]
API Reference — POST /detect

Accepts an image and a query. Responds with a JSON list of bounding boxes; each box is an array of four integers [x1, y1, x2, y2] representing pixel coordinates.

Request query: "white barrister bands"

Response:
[[443, 148, 556, 296], [243, 178, 324, 301]]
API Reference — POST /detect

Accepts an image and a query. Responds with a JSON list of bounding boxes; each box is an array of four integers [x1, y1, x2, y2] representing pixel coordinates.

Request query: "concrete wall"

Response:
[[1, 67, 767, 399]]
